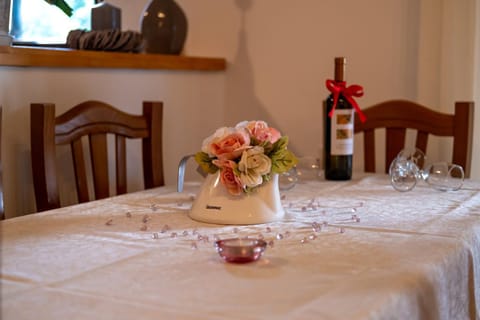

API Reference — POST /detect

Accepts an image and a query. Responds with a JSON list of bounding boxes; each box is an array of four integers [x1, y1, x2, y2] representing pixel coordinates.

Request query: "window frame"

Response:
[[10, 0, 94, 46]]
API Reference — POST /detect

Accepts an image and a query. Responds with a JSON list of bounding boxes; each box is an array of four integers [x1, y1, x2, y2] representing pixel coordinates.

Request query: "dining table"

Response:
[[1, 173, 479, 320]]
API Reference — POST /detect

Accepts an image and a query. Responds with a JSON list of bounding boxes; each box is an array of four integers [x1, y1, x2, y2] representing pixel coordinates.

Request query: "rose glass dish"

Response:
[[214, 238, 267, 263]]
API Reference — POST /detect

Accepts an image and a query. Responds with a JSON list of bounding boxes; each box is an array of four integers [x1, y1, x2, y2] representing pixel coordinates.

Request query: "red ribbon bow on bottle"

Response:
[[325, 79, 366, 123]]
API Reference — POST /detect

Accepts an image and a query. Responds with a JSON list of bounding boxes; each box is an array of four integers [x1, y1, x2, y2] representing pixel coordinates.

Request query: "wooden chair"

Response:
[[354, 100, 474, 177], [31, 100, 164, 212]]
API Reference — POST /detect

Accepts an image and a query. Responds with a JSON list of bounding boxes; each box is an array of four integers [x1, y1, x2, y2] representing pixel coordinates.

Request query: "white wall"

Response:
[[416, 0, 478, 164], [0, 0, 478, 218]]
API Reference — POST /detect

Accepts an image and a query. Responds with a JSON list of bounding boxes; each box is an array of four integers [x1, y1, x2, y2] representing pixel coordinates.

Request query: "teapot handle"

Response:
[[177, 154, 209, 192], [177, 154, 194, 192]]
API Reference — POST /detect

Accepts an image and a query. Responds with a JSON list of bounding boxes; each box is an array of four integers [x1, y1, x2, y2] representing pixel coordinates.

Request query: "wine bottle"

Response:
[[324, 57, 354, 180]]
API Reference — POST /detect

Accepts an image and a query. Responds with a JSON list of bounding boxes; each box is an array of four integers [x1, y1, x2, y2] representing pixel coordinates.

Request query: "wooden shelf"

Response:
[[0, 46, 227, 71]]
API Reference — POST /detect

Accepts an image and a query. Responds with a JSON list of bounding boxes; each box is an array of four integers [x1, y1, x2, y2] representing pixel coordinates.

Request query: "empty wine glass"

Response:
[[424, 162, 464, 191], [295, 156, 322, 182], [389, 148, 426, 192], [389, 148, 464, 192], [279, 167, 298, 191]]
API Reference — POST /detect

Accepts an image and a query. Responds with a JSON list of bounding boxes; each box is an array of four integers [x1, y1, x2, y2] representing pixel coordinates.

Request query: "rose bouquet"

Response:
[[195, 120, 298, 196]]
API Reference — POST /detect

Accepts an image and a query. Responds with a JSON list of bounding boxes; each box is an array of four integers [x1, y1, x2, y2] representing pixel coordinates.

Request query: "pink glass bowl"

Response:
[[214, 238, 267, 263]]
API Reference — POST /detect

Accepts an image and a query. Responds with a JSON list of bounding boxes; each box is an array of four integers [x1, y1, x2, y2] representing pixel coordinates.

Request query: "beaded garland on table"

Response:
[[102, 193, 363, 251]]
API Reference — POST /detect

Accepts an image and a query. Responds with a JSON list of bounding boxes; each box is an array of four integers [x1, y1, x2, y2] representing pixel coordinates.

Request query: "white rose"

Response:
[[238, 146, 272, 187], [235, 120, 249, 129]]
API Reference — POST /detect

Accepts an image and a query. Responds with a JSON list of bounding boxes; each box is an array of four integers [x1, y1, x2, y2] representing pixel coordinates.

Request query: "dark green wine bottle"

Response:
[[325, 57, 353, 180]]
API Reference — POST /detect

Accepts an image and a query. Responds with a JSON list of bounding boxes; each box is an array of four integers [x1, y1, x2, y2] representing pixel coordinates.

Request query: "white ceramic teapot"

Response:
[[177, 155, 284, 225]]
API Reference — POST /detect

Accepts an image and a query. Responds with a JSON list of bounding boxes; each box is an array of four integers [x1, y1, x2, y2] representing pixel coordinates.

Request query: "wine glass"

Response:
[[279, 155, 324, 191], [279, 167, 298, 191], [389, 148, 464, 192], [295, 156, 322, 182], [388, 148, 426, 192], [423, 162, 464, 191]]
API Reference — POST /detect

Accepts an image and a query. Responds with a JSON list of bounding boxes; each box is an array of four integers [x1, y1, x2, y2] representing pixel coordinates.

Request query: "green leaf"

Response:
[[194, 152, 219, 174], [251, 137, 274, 154], [271, 150, 298, 174], [268, 136, 297, 173], [275, 136, 289, 150], [269, 136, 288, 156]]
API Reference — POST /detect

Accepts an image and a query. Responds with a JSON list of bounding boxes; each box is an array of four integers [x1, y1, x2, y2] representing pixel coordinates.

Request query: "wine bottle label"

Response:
[[330, 109, 354, 155]]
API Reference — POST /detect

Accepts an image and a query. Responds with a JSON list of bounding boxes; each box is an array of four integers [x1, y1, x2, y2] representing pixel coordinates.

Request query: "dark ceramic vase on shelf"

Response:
[[140, 0, 188, 55], [91, 0, 122, 31]]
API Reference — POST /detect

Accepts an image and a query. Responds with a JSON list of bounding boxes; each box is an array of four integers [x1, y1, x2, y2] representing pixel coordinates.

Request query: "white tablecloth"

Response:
[[1, 175, 480, 319]]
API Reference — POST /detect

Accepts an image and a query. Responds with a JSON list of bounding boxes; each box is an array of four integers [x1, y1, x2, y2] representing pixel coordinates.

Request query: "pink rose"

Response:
[[209, 129, 251, 160], [213, 159, 243, 195], [242, 121, 281, 144]]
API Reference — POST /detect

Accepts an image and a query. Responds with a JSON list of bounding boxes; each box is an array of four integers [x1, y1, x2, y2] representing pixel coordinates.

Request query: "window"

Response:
[[10, 0, 94, 45]]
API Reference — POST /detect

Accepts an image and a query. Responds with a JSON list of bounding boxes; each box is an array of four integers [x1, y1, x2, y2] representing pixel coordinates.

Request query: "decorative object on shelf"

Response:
[[67, 29, 143, 52], [140, 0, 188, 54], [0, 0, 12, 46], [44, 0, 73, 17], [91, 0, 121, 31], [188, 120, 298, 225]]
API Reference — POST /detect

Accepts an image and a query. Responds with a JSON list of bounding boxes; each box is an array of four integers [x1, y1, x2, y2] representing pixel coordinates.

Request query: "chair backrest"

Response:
[[31, 100, 164, 212], [354, 100, 474, 177]]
